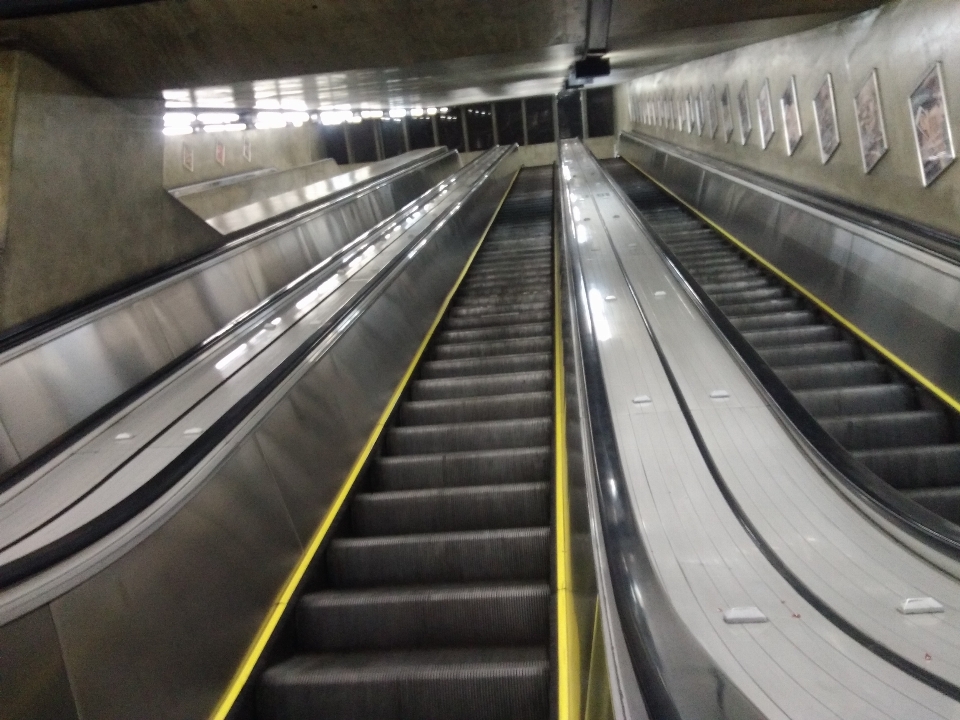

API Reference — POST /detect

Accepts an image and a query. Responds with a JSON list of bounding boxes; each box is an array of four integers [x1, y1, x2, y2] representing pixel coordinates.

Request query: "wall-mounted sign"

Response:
[[813, 73, 840, 164], [695, 90, 704, 136], [242, 135, 253, 162], [854, 69, 888, 173], [720, 85, 734, 143], [909, 62, 955, 186], [737, 81, 751, 145], [781, 76, 802, 156], [757, 78, 775, 149], [215, 141, 226, 167], [706, 85, 718, 139], [182, 143, 194, 172], [685, 94, 693, 133]]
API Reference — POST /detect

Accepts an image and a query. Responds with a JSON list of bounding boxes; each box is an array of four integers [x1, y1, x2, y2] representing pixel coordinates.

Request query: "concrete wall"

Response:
[[624, 0, 960, 238], [0, 52, 220, 332], [162, 123, 320, 189]]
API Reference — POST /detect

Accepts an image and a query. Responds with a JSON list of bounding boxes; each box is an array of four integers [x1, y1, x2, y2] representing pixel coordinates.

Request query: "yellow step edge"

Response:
[[621, 155, 960, 416], [208, 166, 522, 720]]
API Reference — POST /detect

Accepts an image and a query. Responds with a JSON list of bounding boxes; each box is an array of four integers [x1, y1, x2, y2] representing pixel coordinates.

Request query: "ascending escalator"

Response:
[[605, 158, 960, 524], [257, 167, 556, 720]]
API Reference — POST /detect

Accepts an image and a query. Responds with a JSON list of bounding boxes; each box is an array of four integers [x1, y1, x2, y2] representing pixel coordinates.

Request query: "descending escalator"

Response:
[[256, 166, 557, 720], [604, 158, 960, 524]]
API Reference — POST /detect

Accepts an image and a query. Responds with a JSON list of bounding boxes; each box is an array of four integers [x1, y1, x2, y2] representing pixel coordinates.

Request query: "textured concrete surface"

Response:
[[0, 52, 220, 331]]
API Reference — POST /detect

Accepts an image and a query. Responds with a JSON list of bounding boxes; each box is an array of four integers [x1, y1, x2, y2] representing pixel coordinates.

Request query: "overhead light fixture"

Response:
[[426, 107, 437, 115], [389, 108, 407, 118], [197, 112, 239, 124], [163, 112, 196, 126], [163, 125, 194, 136], [410, 107, 424, 117], [360, 110, 383, 119], [204, 123, 246, 133]]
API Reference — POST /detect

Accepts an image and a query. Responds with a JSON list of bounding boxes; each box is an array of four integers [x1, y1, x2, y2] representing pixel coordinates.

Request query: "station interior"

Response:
[[2, 1, 960, 719]]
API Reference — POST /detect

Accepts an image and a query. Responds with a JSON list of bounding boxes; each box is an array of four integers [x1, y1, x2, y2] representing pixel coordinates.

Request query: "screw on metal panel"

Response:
[[632, 395, 652, 405], [898, 597, 945, 615], [709, 390, 730, 399], [723, 606, 767, 624]]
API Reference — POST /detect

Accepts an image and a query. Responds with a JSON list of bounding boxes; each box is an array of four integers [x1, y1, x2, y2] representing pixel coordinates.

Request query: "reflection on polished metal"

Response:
[[0, 148, 458, 478], [0, 145, 520, 720]]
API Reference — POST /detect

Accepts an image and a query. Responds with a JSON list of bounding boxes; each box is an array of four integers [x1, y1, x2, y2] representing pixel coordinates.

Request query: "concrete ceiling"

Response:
[[0, 0, 880, 107]]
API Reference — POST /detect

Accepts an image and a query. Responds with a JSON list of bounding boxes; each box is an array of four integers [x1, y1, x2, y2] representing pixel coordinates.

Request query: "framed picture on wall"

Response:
[[242, 135, 252, 162], [813, 73, 840, 163], [909, 62, 955, 186], [757, 78, 775, 149], [781, 76, 802, 155], [720, 84, 734, 142], [854, 69, 888, 173], [706, 85, 718, 138], [181, 143, 194, 172], [737, 81, 752, 145], [686, 94, 693, 133], [695, 90, 704, 136]]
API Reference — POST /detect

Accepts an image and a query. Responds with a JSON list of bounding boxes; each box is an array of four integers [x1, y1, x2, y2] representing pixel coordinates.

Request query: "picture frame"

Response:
[[813, 73, 840, 163], [737, 80, 751, 145], [706, 85, 718, 138], [854, 69, 888, 173], [695, 90, 704, 136], [720, 84, 734, 143], [686, 94, 693, 133], [781, 75, 802, 156], [757, 78, 775, 149], [909, 61, 955, 186]]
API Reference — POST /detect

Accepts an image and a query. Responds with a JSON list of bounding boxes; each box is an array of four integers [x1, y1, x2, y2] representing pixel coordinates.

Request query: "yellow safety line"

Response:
[[555, 198, 580, 720], [208, 166, 522, 720], [621, 156, 960, 415]]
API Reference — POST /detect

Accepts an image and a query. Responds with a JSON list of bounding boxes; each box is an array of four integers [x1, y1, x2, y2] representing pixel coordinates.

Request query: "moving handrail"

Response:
[[0, 147, 459, 479], [0, 145, 514, 592]]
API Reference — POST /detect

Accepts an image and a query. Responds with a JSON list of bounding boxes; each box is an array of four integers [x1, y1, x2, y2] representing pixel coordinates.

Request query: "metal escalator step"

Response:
[[328, 527, 551, 587], [721, 297, 801, 317], [776, 360, 886, 390], [386, 417, 551, 455], [374, 447, 551, 491], [401, 392, 552, 425], [439, 322, 551, 345], [461, 277, 552, 293], [742, 324, 839, 347], [682, 257, 747, 272], [712, 286, 787, 305], [903, 487, 960, 525], [445, 309, 552, 330], [456, 290, 552, 306], [352, 483, 550, 535], [690, 267, 762, 283], [472, 252, 552, 265], [420, 353, 552, 379], [853, 445, 960, 490], [668, 239, 725, 253], [700, 277, 771, 293], [296, 583, 550, 652], [820, 410, 949, 451], [411, 370, 552, 401], [465, 272, 552, 286], [759, 341, 858, 367], [258, 647, 549, 720], [450, 301, 552, 317], [434, 336, 552, 361], [796, 384, 915, 417], [730, 310, 816, 332]]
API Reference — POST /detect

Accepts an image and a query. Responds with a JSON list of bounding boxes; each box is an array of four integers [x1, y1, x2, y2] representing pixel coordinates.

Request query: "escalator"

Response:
[[604, 158, 960, 525], [256, 166, 557, 720]]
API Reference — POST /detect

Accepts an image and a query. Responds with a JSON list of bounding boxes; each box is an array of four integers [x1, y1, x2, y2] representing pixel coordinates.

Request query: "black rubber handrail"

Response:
[[620, 131, 960, 267], [0, 146, 510, 590], [0, 148, 451, 354]]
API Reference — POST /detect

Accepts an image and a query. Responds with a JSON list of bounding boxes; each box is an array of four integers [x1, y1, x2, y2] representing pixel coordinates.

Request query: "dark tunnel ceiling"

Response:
[[0, 0, 880, 107]]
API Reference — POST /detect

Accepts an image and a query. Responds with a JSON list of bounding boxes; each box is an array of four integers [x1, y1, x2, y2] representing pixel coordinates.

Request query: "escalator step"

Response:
[[455, 290, 552, 306], [730, 310, 816, 332], [420, 353, 552, 380], [450, 300, 552, 317], [411, 370, 552, 401], [759, 341, 859, 368], [819, 410, 949, 451], [690, 267, 762, 283], [438, 322, 552, 345], [327, 527, 551, 587], [721, 297, 800, 317], [445, 309, 552, 330], [434, 336, 552, 361], [700, 277, 772, 293], [296, 583, 550, 652], [386, 417, 551, 454], [795, 384, 915, 417], [374, 447, 551, 491], [903, 487, 960, 525], [712, 286, 788, 305], [776, 360, 887, 390], [853, 444, 960, 490], [742, 324, 839, 347], [258, 647, 550, 720], [351, 483, 550, 535], [401, 392, 552, 425]]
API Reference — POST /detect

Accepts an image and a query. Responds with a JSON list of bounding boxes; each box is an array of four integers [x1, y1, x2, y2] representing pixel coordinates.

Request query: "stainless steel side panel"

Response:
[[618, 132, 960, 404], [0, 150, 459, 473], [0, 149, 519, 720]]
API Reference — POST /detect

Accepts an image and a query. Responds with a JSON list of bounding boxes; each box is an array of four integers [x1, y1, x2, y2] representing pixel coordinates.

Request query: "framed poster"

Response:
[[695, 90, 704, 136], [242, 135, 252, 162], [781, 76, 802, 155], [909, 62, 955, 186], [181, 143, 194, 172], [720, 84, 734, 142], [737, 81, 751, 145], [854, 69, 888, 173], [685, 94, 693, 133], [813, 73, 840, 163], [757, 78, 775, 149], [215, 141, 226, 167], [706, 85, 718, 138]]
